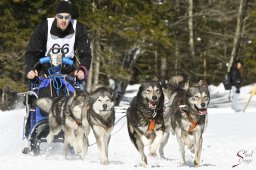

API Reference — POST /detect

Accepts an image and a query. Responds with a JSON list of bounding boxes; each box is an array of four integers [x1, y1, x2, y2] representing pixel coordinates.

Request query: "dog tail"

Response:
[[168, 75, 189, 90], [36, 98, 53, 113]]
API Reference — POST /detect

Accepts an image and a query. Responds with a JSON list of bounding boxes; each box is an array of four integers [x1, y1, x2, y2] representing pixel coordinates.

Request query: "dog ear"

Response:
[[92, 84, 105, 92], [140, 76, 160, 84], [198, 80, 208, 87], [183, 80, 191, 90], [88, 96, 94, 105], [152, 76, 159, 81], [186, 90, 191, 97], [107, 88, 117, 103], [138, 78, 145, 84], [169, 75, 184, 86]]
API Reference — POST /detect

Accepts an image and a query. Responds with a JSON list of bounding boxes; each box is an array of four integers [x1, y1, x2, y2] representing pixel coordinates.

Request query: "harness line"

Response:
[[88, 112, 127, 147]]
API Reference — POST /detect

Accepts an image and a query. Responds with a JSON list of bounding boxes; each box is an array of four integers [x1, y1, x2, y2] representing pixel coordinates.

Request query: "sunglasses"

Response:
[[56, 14, 71, 20]]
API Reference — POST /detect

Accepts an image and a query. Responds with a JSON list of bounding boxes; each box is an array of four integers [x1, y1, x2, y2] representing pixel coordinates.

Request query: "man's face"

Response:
[[56, 13, 71, 31], [237, 63, 242, 69]]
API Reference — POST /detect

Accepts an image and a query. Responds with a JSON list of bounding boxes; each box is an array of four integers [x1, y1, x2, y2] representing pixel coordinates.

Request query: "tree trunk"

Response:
[[160, 57, 167, 86], [174, 39, 179, 75], [188, 0, 196, 70], [228, 0, 248, 72], [203, 52, 207, 80], [86, 62, 93, 93], [94, 38, 100, 86], [155, 51, 158, 75], [1, 88, 5, 104], [86, 1, 95, 93], [86, 41, 94, 92]]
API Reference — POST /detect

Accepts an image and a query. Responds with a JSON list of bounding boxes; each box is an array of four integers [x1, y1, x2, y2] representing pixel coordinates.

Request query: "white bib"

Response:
[[46, 18, 76, 58]]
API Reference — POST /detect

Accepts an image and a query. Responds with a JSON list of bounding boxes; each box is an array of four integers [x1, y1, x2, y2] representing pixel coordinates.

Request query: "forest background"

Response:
[[0, 0, 256, 110]]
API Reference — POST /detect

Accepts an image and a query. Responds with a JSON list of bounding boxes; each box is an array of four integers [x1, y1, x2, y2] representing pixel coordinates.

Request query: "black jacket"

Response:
[[230, 67, 242, 89], [24, 18, 91, 76]]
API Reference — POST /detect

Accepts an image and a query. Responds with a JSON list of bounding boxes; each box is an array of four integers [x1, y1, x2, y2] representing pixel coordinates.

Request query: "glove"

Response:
[[78, 66, 88, 80], [236, 89, 240, 94]]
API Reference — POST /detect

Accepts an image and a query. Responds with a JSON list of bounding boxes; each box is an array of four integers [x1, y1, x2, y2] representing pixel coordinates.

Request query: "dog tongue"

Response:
[[149, 101, 156, 109], [199, 109, 207, 115]]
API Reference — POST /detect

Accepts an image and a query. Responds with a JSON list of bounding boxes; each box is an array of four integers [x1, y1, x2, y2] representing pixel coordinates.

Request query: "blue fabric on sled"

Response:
[[34, 77, 75, 124], [35, 107, 47, 123], [37, 78, 75, 95]]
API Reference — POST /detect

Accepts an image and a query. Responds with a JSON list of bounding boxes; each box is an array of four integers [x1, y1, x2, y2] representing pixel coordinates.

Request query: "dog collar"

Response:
[[139, 106, 157, 119], [88, 109, 115, 130]]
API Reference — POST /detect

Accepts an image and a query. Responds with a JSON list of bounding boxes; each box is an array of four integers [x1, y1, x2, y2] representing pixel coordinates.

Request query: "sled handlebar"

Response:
[[31, 55, 77, 81], [39, 56, 74, 66]]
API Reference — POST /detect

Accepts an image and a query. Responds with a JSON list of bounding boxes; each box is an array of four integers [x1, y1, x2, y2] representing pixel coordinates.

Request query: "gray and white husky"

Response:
[[159, 75, 190, 158], [85, 87, 116, 165], [169, 76, 210, 166], [36, 93, 90, 159], [126, 81, 165, 166]]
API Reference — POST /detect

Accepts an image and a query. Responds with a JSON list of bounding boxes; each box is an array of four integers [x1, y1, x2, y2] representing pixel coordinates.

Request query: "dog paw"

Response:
[[179, 162, 186, 166], [75, 146, 82, 154], [46, 134, 54, 143], [149, 152, 157, 157], [159, 152, 165, 159], [100, 159, 109, 165], [63, 149, 68, 158], [140, 160, 148, 167], [179, 158, 186, 166], [79, 152, 85, 160], [194, 160, 200, 167]]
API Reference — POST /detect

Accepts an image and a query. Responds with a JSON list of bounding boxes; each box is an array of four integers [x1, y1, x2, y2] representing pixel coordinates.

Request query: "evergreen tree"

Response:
[[1, 0, 256, 109]]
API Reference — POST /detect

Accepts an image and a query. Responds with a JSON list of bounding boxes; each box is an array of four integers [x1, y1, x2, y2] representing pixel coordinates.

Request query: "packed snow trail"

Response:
[[0, 84, 256, 170]]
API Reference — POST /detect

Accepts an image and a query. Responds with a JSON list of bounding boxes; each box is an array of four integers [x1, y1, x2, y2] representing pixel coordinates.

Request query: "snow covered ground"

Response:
[[0, 83, 256, 170]]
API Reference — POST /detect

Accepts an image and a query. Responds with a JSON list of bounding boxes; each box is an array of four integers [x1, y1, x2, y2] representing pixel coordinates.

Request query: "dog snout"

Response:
[[152, 96, 157, 100], [201, 103, 206, 108], [103, 104, 107, 110]]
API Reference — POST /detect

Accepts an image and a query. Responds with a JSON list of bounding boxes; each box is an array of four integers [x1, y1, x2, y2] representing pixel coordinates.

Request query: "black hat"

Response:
[[232, 60, 243, 69], [55, 1, 72, 14], [233, 59, 243, 65]]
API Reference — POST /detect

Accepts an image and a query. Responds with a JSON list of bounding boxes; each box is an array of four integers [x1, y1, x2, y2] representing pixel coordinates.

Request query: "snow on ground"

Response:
[[0, 83, 256, 170]]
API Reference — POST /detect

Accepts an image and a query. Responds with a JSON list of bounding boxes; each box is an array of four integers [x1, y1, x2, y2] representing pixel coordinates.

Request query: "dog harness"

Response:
[[187, 114, 198, 133], [177, 99, 199, 133], [70, 115, 82, 126], [147, 119, 156, 131], [68, 108, 81, 126], [67, 103, 90, 127], [88, 109, 115, 130], [139, 106, 159, 132]]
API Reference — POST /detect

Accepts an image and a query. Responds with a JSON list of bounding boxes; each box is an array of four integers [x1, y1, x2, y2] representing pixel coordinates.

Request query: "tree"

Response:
[[0, 0, 58, 110], [1, 0, 256, 109], [228, 0, 248, 72]]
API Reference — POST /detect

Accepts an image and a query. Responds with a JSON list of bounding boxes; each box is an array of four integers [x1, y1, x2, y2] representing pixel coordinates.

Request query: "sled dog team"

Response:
[[36, 75, 210, 167]]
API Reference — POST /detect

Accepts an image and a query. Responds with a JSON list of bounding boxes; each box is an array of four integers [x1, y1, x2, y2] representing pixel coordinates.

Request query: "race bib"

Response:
[[46, 18, 76, 58]]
